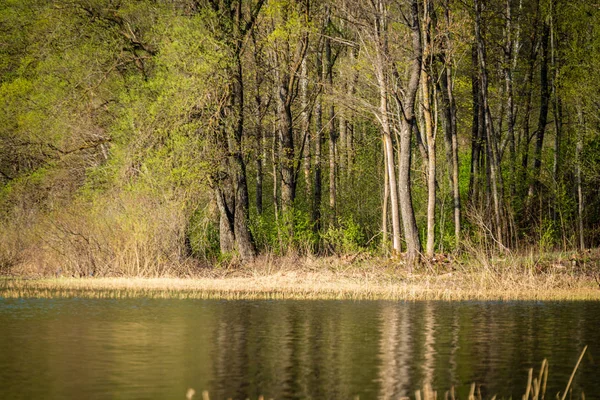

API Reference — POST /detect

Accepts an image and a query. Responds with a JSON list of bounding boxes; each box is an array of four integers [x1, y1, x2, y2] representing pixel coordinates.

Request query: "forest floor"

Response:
[[2, 250, 600, 301]]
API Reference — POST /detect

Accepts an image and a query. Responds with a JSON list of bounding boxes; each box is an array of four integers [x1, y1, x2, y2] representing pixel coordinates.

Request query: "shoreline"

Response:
[[2, 268, 600, 301]]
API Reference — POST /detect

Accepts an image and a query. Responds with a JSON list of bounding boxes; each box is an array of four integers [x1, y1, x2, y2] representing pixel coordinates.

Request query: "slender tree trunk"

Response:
[[339, 116, 347, 173], [423, 84, 436, 258], [576, 105, 585, 250], [301, 57, 312, 200], [382, 136, 389, 254], [440, 63, 461, 250], [272, 115, 280, 220], [519, 1, 540, 202], [346, 41, 358, 178], [527, 20, 550, 202], [325, 12, 337, 225], [373, 0, 402, 254], [421, 0, 435, 258], [381, 106, 401, 254], [550, 4, 562, 226], [253, 47, 265, 215], [312, 49, 323, 235], [469, 45, 482, 205], [328, 111, 337, 226], [504, 0, 517, 197], [230, 52, 257, 260], [446, 43, 461, 250], [278, 77, 295, 213], [397, 0, 423, 266], [475, 0, 505, 248], [255, 126, 264, 215]]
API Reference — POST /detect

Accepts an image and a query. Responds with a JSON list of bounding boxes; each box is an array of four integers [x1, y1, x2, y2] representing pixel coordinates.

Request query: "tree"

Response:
[[204, 0, 266, 261]]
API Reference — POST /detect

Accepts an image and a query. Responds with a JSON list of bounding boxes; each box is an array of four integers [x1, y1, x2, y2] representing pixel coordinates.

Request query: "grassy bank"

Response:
[[2, 252, 600, 301]]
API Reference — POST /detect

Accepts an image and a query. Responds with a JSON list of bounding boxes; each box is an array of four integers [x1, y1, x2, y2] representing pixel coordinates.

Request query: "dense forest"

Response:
[[1, 0, 599, 276]]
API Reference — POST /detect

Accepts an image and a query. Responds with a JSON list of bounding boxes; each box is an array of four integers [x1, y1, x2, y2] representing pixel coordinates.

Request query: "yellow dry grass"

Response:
[[2, 254, 600, 301]]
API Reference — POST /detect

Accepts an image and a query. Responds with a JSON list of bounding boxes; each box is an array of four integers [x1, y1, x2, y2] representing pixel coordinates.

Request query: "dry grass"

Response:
[[2, 252, 600, 300]]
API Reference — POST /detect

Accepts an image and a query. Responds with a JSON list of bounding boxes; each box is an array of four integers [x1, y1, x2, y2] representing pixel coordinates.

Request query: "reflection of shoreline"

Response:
[[0, 299, 595, 399], [422, 302, 436, 387], [2, 272, 599, 301], [379, 304, 412, 398]]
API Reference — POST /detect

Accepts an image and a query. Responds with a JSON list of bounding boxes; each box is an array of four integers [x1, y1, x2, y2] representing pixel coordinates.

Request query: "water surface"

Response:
[[0, 298, 597, 399]]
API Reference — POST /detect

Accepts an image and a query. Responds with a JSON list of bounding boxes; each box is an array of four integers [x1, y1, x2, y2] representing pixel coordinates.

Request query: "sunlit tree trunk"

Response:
[[382, 136, 389, 254], [421, 0, 436, 258], [440, 0, 461, 251], [396, 0, 423, 266], [372, 0, 402, 254]]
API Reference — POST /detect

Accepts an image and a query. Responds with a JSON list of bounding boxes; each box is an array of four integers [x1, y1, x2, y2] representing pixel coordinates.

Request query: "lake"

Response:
[[0, 298, 597, 399]]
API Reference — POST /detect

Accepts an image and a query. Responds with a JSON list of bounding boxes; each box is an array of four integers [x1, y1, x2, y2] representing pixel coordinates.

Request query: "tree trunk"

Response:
[[519, 1, 540, 202], [550, 5, 562, 226], [397, 0, 423, 267], [325, 15, 337, 226], [231, 53, 257, 260], [255, 123, 264, 215], [381, 107, 401, 254], [382, 136, 389, 254], [278, 77, 295, 213], [301, 56, 312, 200], [254, 52, 265, 215], [312, 49, 323, 235], [475, 0, 506, 248], [440, 64, 461, 250], [576, 105, 585, 250], [272, 114, 282, 245], [527, 20, 550, 203], [421, 0, 435, 258], [504, 0, 517, 197], [207, 0, 265, 262], [216, 182, 236, 254], [444, 15, 461, 250], [339, 116, 347, 174], [373, 0, 402, 254], [469, 45, 483, 206]]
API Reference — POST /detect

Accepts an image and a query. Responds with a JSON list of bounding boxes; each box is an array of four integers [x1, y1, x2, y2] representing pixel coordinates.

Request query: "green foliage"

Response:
[[322, 216, 368, 254], [538, 219, 559, 252], [250, 208, 318, 255], [187, 206, 220, 261], [3, 0, 600, 275]]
